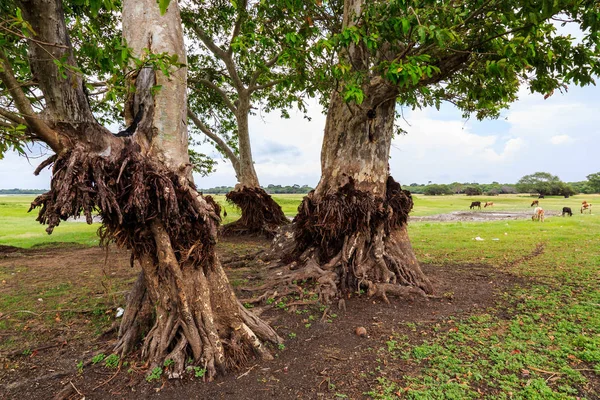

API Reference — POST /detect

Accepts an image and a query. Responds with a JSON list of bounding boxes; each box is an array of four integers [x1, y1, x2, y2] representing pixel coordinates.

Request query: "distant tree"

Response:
[[486, 189, 499, 196], [423, 184, 452, 196], [586, 173, 600, 193], [516, 172, 563, 195], [500, 185, 517, 194], [464, 186, 483, 196]]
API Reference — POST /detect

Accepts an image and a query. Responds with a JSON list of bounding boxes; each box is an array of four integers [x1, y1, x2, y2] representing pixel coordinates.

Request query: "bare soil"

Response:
[[0, 237, 525, 400], [410, 210, 560, 222]]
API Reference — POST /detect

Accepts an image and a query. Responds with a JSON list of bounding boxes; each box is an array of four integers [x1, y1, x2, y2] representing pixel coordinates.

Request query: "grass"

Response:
[[1, 192, 599, 398]]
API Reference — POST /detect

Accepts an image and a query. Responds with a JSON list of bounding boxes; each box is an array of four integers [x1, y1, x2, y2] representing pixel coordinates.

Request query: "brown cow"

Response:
[[581, 203, 592, 214], [484, 202, 494, 208], [531, 200, 539, 207], [532, 207, 545, 222]]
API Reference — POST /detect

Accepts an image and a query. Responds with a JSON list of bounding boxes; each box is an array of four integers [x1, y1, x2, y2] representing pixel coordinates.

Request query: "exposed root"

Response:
[[246, 176, 432, 307], [30, 141, 281, 379], [221, 185, 289, 237]]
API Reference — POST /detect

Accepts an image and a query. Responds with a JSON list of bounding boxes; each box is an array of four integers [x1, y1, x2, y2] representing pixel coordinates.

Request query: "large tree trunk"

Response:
[[255, 87, 432, 305], [253, 0, 431, 304], [222, 98, 289, 237], [21, 0, 280, 380]]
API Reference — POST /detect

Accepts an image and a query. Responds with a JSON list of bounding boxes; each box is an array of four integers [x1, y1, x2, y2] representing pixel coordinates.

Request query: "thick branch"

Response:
[[0, 54, 61, 151], [190, 24, 245, 91], [191, 78, 237, 113], [187, 109, 241, 175], [0, 107, 27, 125]]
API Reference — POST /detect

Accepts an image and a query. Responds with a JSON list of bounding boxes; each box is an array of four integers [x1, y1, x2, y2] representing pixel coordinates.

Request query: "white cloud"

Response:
[[550, 134, 574, 145]]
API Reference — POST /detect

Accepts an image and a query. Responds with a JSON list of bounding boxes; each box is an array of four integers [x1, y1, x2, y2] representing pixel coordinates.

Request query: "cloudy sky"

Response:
[[1, 83, 598, 190]]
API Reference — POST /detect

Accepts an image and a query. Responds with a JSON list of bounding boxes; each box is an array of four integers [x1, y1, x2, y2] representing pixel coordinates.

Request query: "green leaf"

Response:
[[158, 0, 170, 15]]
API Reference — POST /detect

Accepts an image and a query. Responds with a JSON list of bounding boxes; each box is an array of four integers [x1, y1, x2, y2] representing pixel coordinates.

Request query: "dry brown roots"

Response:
[[221, 186, 289, 237], [244, 177, 433, 307], [30, 141, 281, 379]]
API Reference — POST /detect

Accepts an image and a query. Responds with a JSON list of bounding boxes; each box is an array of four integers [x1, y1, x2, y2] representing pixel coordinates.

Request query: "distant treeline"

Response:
[[407, 174, 599, 196], [0, 188, 46, 194], [202, 184, 314, 194]]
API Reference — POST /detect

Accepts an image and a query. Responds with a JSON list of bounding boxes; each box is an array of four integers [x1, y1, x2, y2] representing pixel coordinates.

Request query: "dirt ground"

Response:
[[409, 210, 560, 222], [0, 236, 525, 400]]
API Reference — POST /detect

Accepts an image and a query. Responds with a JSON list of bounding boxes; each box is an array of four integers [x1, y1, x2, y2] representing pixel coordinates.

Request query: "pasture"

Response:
[[0, 193, 599, 399]]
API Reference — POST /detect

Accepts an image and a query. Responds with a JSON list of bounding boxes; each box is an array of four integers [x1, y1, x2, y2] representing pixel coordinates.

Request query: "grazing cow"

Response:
[[582, 200, 589, 206], [470, 201, 482, 210], [581, 203, 592, 214], [562, 207, 572, 217], [484, 202, 494, 208], [538, 195, 545, 199], [531, 200, 539, 207], [532, 207, 545, 222]]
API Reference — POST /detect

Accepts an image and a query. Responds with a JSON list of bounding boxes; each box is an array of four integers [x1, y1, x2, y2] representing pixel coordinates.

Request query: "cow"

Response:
[[532, 207, 545, 222], [530, 200, 539, 207], [470, 201, 482, 210], [538, 195, 545, 199], [562, 207, 572, 217], [581, 203, 592, 214], [582, 200, 589, 206], [484, 202, 494, 208]]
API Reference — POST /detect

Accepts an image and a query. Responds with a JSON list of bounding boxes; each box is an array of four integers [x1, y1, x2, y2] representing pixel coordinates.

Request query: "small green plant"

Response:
[[76, 360, 84, 374], [22, 349, 32, 356], [288, 332, 297, 339], [193, 366, 206, 378], [266, 298, 275, 305], [146, 367, 163, 382], [163, 358, 174, 368], [305, 323, 311, 328], [278, 343, 286, 350], [104, 354, 120, 369], [243, 302, 254, 309], [91, 353, 105, 364]]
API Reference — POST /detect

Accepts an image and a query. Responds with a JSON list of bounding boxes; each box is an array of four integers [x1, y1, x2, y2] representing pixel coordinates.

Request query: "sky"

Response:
[[1, 83, 599, 190]]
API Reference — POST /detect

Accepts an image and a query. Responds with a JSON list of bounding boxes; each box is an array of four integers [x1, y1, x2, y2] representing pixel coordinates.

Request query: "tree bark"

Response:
[[18, 0, 281, 380], [222, 97, 289, 237]]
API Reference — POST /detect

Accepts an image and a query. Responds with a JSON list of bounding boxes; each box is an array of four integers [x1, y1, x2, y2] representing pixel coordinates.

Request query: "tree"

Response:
[[423, 184, 452, 195], [259, 0, 600, 304], [586, 172, 600, 193], [464, 186, 483, 196], [0, 0, 279, 378], [180, 0, 337, 236], [516, 172, 565, 195]]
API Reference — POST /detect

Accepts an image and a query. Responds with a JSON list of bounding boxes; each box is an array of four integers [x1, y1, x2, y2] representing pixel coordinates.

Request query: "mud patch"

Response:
[[410, 210, 560, 222]]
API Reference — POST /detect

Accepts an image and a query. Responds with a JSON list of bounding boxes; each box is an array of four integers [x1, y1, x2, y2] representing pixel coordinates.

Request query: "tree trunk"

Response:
[[222, 98, 289, 237], [21, 0, 280, 380], [256, 83, 432, 305]]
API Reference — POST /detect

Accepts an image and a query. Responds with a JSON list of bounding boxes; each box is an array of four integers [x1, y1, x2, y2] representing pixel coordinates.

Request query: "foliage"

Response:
[[516, 172, 576, 196], [423, 184, 452, 196], [463, 186, 483, 196], [586, 172, 600, 193], [182, 0, 339, 174], [330, 0, 600, 121]]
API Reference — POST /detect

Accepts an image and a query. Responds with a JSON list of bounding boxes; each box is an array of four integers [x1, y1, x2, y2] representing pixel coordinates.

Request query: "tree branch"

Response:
[[190, 24, 245, 90], [227, 0, 248, 55], [0, 107, 26, 125], [249, 48, 285, 88], [249, 78, 285, 93], [187, 109, 241, 175], [190, 78, 237, 114], [0, 53, 61, 152]]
